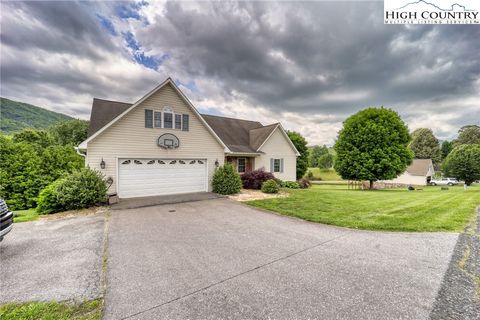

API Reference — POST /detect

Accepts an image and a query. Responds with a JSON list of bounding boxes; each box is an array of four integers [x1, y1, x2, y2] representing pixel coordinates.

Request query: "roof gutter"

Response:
[[74, 146, 86, 158]]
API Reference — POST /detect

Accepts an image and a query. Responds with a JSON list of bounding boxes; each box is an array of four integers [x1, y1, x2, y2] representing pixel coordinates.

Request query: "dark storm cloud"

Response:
[[138, 1, 479, 118], [1, 1, 117, 58], [0, 1, 478, 143]]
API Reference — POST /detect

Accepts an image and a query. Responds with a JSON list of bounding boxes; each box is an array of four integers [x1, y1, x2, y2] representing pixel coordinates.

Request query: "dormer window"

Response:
[[144, 106, 189, 131]]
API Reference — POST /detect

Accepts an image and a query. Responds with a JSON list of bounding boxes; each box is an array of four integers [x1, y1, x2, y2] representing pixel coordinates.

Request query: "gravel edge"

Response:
[[429, 206, 480, 320]]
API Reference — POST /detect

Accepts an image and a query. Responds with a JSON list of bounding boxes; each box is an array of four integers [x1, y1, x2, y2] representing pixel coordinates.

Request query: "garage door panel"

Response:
[[118, 159, 207, 198]]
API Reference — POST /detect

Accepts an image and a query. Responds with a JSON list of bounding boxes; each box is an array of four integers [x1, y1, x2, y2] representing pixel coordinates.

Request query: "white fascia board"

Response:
[[77, 78, 230, 153], [256, 124, 301, 156]]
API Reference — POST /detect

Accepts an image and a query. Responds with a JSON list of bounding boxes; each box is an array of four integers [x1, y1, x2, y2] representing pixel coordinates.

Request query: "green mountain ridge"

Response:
[[1, 97, 73, 133]]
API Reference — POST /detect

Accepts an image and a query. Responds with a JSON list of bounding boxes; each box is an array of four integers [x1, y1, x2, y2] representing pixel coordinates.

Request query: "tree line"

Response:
[[0, 119, 89, 209], [332, 108, 480, 188]]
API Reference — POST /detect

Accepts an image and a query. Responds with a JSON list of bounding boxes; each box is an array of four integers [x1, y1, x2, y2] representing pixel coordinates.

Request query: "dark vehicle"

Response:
[[0, 199, 13, 241]]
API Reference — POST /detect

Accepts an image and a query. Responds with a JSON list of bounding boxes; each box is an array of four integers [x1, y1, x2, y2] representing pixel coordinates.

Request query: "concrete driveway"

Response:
[[0, 214, 104, 303], [105, 198, 458, 320]]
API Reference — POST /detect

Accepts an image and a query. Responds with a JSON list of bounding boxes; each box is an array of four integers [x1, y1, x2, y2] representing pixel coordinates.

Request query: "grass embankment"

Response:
[[247, 184, 480, 232], [307, 168, 343, 181], [0, 299, 102, 320], [13, 209, 39, 223]]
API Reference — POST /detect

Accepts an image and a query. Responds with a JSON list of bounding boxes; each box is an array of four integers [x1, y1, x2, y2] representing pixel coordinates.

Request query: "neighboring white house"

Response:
[[77, 78, 299, 198], [382, 159, 435, 186]]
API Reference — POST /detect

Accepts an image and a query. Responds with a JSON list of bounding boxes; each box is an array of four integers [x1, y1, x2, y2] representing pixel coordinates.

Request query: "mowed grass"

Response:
[[0, 299, 102, 320], [247, 184, 480, 232], [13, 208, 39, 223], [307, 168, 343, 181]]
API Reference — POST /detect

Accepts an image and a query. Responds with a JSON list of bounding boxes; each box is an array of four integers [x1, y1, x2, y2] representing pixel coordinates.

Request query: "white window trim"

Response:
[[237, 158, 246, 173], [273, 158, 281, 173]]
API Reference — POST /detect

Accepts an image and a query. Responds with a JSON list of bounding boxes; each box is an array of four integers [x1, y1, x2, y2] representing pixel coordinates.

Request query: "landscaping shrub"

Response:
[[297, 178, 311, 189], [306, 170, 314, 179], [283, 181, 300, 189], [37, 179, 64, 214], [261, 179, 279, 194], [56, 168, 108, 210], [241, 169, 275, 189], [212, 163, 242, 195]]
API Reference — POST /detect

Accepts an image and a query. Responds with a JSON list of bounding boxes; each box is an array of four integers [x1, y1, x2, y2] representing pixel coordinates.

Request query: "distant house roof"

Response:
[[406, 159, 434, 176], [86, 98, 287, 154]]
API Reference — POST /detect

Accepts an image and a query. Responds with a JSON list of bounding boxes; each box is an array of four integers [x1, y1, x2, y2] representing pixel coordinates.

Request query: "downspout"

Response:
[[74, 146, 86, 158]]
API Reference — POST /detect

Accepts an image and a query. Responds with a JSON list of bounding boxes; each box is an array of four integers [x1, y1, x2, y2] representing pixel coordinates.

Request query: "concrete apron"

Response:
[[110, 192, 225, 210]]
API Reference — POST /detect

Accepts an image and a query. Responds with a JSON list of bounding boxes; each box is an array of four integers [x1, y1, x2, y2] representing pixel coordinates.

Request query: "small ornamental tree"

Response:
[[318, 153, 334, 169], [409, 128, 441, 164], [443, 144, 480, 185], [212, 163, 242, 195], [287, 131, 308, 179], [334, 107, 413, 189]]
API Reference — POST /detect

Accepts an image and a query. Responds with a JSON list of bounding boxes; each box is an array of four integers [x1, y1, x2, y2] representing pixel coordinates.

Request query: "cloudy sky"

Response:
[[1, 1, 479, 145]]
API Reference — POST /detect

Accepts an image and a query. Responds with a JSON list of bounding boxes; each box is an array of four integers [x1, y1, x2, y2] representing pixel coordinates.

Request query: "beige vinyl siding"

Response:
[[86, 83, 225, 195], [255, 128, 297, 181]]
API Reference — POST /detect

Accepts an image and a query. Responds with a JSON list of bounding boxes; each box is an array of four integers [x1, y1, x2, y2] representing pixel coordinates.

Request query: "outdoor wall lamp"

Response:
[[106, 177, 114, 186], [215, 159, 219, 167], [100, 158, 106, 169]]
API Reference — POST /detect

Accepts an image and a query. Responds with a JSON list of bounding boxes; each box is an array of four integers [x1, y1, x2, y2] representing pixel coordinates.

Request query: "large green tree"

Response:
[[334, 107, 413, 189], [48, 119, 89, 146], [0, 136, 43, 209], [409, 128, 441, 163], [12, 129, 53, 153], [309, 145, 329, 167], [443, 144, 480, 185], [441, 140, 453, 160], [455, 125, 480, 146], [287, 131, 309, 179], [0, 127, 85, 210]]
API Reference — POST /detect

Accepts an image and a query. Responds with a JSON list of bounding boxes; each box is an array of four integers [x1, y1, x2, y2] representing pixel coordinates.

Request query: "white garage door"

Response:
[[118, 158, 207, 198]]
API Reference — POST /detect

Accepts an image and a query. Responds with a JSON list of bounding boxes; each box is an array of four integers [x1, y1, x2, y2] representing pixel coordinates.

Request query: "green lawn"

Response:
[[0, 299, 102, 320], [13, 209, 39, 223], [247, 184, 480, 232], [307, 168, 343, 181]]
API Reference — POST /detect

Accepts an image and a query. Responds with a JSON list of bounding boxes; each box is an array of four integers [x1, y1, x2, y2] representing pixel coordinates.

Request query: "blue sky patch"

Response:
[[115, 1, 148, 20], [96, 14, 117, 36], [123, 31, 168, 71], [176, 79, 198, 93]]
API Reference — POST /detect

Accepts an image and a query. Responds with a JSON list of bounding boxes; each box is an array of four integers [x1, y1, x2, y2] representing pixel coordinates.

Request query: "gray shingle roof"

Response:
[[406, 159, 433, 176], [86, 98, 277, 153], [87, 98, 132, 137]]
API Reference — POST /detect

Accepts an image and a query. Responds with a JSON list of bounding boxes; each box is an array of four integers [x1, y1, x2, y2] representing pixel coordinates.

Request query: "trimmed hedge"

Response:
[[282, 181, 300, 189], [261, 179, 279, 194], [212, 163, 242, 195], [241, 169, 275, 189]]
